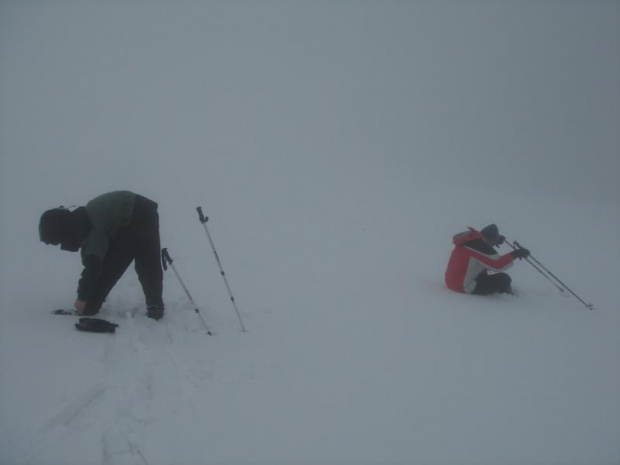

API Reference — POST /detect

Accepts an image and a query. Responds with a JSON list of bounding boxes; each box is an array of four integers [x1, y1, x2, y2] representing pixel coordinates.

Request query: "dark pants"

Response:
[[472, 272, 512, 295], [88, 195, 164, 311]]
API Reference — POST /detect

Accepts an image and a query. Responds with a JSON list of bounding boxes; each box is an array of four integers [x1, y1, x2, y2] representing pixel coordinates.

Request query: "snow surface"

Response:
[[1, 1, 619, 464]]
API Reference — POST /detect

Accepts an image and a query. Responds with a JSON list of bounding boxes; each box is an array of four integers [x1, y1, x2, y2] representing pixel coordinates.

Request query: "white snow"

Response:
[[1, 2, 619, 464]]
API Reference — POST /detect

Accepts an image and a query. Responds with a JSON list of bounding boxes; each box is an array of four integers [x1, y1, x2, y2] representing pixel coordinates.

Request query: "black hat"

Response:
[[480, 224, 500, 241], [39, 208, 72, 245]]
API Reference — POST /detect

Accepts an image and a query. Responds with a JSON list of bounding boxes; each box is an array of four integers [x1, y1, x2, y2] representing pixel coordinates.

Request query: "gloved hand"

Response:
[[511, 248, 530, 260], [74, 299, 87, 312], [74, 299, 100, 316], [495, 235, 505, 246]]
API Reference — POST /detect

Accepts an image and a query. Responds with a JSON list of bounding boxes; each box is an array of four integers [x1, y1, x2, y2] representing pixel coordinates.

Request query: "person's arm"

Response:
[[76, 255, 103, 308], [464, 239, 515, 272]]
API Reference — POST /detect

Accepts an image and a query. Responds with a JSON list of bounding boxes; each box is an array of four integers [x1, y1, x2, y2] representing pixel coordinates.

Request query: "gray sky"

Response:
[[1, 1, 618, 205]]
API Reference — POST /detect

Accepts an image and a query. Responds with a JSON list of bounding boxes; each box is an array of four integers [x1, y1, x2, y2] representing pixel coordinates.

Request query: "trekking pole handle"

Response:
[[161, 248, 173, 271], [504, 239, 519, 251], [505, 238, 562, 290], [196, 206, 209, 224]]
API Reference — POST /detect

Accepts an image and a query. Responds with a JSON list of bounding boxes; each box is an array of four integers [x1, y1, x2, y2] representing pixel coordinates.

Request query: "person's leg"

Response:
[[472, 272, 512, 295], [85, 232, 136, 314], [131, 196, 164, 318]]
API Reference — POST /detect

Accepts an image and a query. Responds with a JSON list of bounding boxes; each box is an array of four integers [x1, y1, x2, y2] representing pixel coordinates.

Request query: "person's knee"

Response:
[[498, 273, 512, 293]]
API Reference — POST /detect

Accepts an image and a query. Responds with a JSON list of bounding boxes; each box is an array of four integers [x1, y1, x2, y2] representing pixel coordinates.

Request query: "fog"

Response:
[[1, 2, 619, 464], [1, 1, 618, 207]]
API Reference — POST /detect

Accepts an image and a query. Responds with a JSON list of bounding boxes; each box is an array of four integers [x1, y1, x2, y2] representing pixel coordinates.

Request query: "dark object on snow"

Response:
[[75, 318, 118, 333], [52, 308, 99, 316], [52, 309, 78, 315]]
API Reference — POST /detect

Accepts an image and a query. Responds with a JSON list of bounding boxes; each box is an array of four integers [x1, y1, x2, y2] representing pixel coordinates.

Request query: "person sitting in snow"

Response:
[[445, 224, 530, 295], [38, 190, 165, 320]]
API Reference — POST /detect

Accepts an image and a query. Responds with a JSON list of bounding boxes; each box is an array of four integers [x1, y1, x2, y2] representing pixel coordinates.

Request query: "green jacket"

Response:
[[81, 190, 136, 262]]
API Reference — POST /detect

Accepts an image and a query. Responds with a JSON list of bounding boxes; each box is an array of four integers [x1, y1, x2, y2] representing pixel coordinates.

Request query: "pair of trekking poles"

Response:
[[504, 239, 594, 310], [161, 207, 247, 336]]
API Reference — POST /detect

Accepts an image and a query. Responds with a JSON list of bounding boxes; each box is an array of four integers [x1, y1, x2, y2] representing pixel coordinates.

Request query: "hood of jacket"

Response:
[[452, 227, 483, 246]]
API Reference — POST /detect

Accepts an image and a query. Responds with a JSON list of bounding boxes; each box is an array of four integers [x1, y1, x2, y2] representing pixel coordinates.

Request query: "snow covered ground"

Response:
[[1, 2, 619, 464]]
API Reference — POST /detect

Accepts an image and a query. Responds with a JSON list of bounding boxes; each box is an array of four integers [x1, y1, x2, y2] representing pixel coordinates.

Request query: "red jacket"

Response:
[[445, 228, 515, 293]]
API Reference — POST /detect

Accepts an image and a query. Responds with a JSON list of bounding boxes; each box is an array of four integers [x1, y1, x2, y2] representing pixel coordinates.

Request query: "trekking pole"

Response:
[[504, 240, 566, 294], [506, 240, 593, 310], [513, 241, 593, 310], [196, 207, 247, 332], [161, 248, 214, 335]]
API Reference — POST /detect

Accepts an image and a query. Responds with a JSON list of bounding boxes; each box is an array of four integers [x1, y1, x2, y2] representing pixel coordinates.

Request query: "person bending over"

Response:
[[39, 190, 165, 320]]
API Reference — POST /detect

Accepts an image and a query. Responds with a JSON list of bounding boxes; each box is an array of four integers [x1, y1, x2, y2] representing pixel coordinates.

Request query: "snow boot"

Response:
[[147, 305, 164, 321]]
